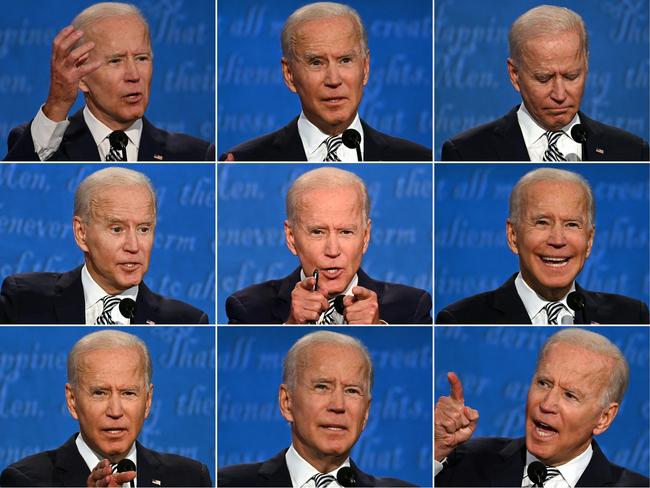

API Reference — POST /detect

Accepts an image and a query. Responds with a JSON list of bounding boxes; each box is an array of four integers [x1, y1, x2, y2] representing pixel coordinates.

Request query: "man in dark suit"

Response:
[[225, 167, 432, 324], [0, 167, 208, 324], [0, 330, 213, 487], [437, 168, 649, 324], [219, 2, 431, 162], [441, 5, 649, 162], [435, 329, 649, 487], [219, 330, 414, 487], [3, 2, 214, 162]]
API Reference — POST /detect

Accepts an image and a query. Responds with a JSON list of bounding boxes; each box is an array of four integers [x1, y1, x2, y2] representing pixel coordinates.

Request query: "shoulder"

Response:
[[220, 120, 299, 161], [0, 448, 57, 486], [142, 447, 212, 486], [217, 460, 266, 487], [581, 113, 648, 146], [139, 284, 209, 324], [144, 121, 215, 161], [580, 287, 650, 324], [1, 271, 65, 296], [225, 277, 288, 324], [436, 288, 498, 323], [362, 122, 432, 161]]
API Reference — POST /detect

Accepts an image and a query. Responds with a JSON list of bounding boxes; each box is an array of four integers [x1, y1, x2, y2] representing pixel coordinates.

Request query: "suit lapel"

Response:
[[493, 107, 531, 161], [576, 441, 616, 487], [54, 266, 86, 324], [274, 268, 301, 323], [56, 110, 101, 161], [357, 268, 383, 306], [273, 118, 307, 160], [139, 118, 166, 161], [258, 450, 293, 485], [137, 442, 163, 488], [134, 282, 160, 325], [55, 434, 92, 487], [493, 274, 532, 324], [578, 112, 607, 161], [491, 438, 527, 487], [361, 121, 388, 161]]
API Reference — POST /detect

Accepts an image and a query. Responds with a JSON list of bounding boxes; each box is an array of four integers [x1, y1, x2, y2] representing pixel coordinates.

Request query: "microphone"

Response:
[[570, 124, 588, 161], [567, 291, 587, 324], [342, 128, 363, 162], [337, 466, 358, 487], [109, 130, 128, 160], [560, 314, 574, 325], [334, 295, 345, 314], [527, 461, 546, 487], [119, 298, 136, 320], [116, 459, 136, 488]]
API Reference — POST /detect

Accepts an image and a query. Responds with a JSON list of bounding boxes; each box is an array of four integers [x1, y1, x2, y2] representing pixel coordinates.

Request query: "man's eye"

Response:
[[108, 58, 121, 64], [309, 59, 323, 66], [345, 387, 362, 395], [535, 219, 549, 226], [92, 390, 107, 397], [110, 226, 123, 233], [314, 384, 329, 391], [138, 226, 151, 234], [136, 55, 150, 62], [340, 57, 352, 64]]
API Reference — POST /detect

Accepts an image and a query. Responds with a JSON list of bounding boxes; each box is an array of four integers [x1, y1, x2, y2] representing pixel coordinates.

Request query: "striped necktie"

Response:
[[311, 473, 336, 488], [316, 298, 344, 324], [106, 130, 128, 161], [324, 135, 343, 161], [96, 295, 120, 325], [544, 466, 561, 484], [544, 301, 565, 325], [542, 131, 567, 161]]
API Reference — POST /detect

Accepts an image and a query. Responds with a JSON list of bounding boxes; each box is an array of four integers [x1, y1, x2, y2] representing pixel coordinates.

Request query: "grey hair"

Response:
[[509, 5, 588, 65], [508, 167, 594, 228], [282, 330, 373, 395], [67, 329, 153, 391], [286, 167, 370, 227], [281, 2, 369, 60], [74, 166, 157, 223], [72, 2, 151, 50], [536, 328, 629, 407]]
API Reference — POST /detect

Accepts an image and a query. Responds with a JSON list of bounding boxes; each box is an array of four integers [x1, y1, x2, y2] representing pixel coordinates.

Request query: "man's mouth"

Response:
[[123, 92, 143, 103], [532, 419, 559, 439], [319, 268, 344, 279], [539, 256, 570, 268], [320, 423, 348, 432], [102, 427, 128, 437], [322, 97, 347, 105], [118, 262, 141, 271]]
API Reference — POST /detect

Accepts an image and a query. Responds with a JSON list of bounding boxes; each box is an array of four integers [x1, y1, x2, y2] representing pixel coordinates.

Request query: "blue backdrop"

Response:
[[434, 163, 650, 318], [0, 163, 215, 321], [0, 0, 215, 159], [0, 326, 215, 479], [435, 0, 650, 160], [217, 0, 432, 156], [218, 326, 433, 487], [217, 163, 432, 324], [435, 326, 650, 477]]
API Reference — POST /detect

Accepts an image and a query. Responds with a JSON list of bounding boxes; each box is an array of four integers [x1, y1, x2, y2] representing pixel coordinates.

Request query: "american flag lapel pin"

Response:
[[152, 479, 161, 486], [146, 320, 156, 325], [153, 154, 163, 160], [595, 148, 604, 155]]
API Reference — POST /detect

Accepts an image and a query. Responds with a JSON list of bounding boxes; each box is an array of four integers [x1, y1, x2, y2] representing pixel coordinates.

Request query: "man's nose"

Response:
[[124, 57, 141, 82], [106, 394, 124, 418], [324, 62, 343, 87], [547, 223, 567, 246], [539, 388, 560, 413], [123, 229, 140, 253], [550, 77, 567, 103], [327, 387, 345, 413], [324, 233, 341, 257]]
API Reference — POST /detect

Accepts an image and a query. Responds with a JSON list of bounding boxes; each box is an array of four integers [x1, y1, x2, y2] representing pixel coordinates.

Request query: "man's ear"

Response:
[[144, 384, 154, 419], [362, 219, 371, 254], [506, 219, 519, 255], [73, 216, 90, 253], [362, 52, 370, 86], [507, 58, 521, 93], [65, 383, 79, 420], [278, 384, 294, 423], [592, 402, 618, 436], [285, 220, 298, 256], [585, 226, 595, 259], [281, 57, 298, 93]]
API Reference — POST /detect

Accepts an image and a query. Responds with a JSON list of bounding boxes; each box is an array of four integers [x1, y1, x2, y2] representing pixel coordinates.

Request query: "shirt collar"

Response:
[[524, 443, 593, 488], [75, 432, 138, 486], [299, 269, 359, 297], [516, 103, 581, 146], [514, 272, 575, 321], [285, 444, 349, 488], [81, 264, 139, 310], [83, 105, 143, 153], [297, 111, 364, 160]]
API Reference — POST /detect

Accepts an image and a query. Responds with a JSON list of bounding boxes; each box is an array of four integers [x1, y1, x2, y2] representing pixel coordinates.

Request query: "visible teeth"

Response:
[[325, 426, 344, 430], [536, 426, 556, 437]]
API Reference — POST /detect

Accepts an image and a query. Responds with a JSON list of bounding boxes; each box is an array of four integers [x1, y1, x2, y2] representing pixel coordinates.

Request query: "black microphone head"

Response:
[[527, 461, 546, 486], [570, 124, 588, 144], [109, 130, 128, 149], [337, 466, 358, 487], [119, 298, 136, 319], [116, 458, 136, 473], [567, 291, 586, 313], [334, 294, 345, 314], [342, 128, 361, 149]]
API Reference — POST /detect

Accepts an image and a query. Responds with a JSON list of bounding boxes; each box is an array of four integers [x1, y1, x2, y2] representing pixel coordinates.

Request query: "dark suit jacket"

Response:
[[441, 106, 650, 161], [435, 437, 649, 487], [218, 449, 414, 487], [219, 117, 432, 161], [226, 267, 432, 324], [4, 109, 215, 161], [0, 433, 212, 487], [0, 266, 209, 324], [436, 273, 650, 324]]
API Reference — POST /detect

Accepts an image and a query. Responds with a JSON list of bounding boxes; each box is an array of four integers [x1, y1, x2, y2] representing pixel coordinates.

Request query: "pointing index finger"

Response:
[[447, 371, 464, 403]]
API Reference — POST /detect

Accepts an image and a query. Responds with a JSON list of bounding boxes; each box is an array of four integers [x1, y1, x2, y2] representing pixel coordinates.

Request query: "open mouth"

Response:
[[322, 97, 347, 105], [123, 92, 143, 103], [321, 423, 347, 432], [320, 268, 343, 279], [118, 263, 141, 271], [102, 428, 127, 437], [539, 256, 570, 268], [533, 420, 559, 439]]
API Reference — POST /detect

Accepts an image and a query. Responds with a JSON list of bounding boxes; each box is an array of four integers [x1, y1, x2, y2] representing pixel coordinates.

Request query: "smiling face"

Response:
[[279, 342, 371, 472], [526, 342, 618, 465], [65, 347, 153, 462], [508, 29, 587, 131], [73, 184, 156, 295], [282, 15, 369, 135], [285, 185, 370, 299], [507, 179, 594, 301], [79, 14, 152, 130]]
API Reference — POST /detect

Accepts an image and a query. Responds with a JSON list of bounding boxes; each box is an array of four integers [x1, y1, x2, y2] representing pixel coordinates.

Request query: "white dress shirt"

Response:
[[516, 104, 582, 161], [285, 444, 348, 488], [29, 105, 142, 161], [522, 444, 593, 488], [76, 433, 138, 488], [297, 112, 365, 161], [514, 273, 576, 325], [81, 265, 138, 325]]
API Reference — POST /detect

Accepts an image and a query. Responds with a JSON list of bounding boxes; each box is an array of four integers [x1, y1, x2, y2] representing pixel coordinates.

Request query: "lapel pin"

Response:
[[146, 320, 156, 325], [595, 148, 604, 155], [153, 154, 163, 160], [152, 479, 161, 486]]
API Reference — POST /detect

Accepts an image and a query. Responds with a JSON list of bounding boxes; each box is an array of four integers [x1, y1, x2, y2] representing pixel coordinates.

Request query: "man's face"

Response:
[[507, 30, 587, 131], [507, 180, 594, 301], [65, 347, 153, 462], [282, 15, 369, 135], [279, 343, 371, 471], [79, 15, 153, 130], [73, 184, 156, 295], [526, 342, 618, 465], [285, 185, 370, 299]]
